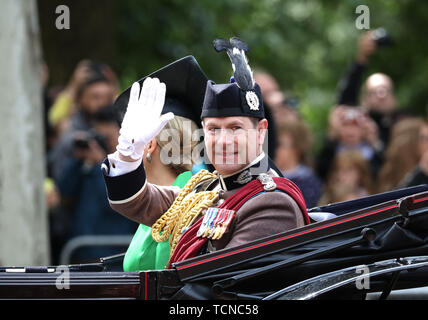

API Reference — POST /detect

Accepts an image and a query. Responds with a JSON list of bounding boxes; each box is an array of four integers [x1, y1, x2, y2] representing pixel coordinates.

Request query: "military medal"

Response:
[[212, 209, 235, 240], [198, 207, 216, 238], [211, 209, 228, 239], [208, 209, 224, 239], [206, 208, 218, 237], [197, 208, 235, 240]]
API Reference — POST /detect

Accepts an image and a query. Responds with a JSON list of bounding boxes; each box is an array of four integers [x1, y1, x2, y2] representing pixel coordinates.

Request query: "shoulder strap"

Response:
[[168, 176, 309, 267]]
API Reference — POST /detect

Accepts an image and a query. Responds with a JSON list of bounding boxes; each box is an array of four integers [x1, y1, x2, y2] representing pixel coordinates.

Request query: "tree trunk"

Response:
[[0, 0, 49, 265]]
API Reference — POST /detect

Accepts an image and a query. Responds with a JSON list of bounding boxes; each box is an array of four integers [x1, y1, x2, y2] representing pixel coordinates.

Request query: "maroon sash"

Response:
[[167, 177, 309, 267]]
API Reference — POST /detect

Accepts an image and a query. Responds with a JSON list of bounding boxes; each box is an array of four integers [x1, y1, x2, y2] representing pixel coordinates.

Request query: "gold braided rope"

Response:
[[151, 170, 219, 257], [168, 191, 219, 257]]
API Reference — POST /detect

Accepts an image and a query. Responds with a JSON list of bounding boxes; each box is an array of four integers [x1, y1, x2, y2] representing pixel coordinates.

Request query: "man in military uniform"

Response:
[[102, 38, 308, 266]]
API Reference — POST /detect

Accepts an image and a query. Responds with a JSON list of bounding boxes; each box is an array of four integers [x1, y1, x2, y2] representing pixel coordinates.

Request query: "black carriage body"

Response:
[[2, 185, 428, 300]]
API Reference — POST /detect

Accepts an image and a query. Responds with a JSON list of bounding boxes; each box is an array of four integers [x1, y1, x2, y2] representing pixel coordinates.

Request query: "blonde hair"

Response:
[[155, 115, 200, 174]]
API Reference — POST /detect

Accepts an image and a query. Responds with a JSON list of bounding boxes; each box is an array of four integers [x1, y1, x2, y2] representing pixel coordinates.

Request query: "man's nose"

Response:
[[216, 129, 234, 144], [215, 130, 235, 151]]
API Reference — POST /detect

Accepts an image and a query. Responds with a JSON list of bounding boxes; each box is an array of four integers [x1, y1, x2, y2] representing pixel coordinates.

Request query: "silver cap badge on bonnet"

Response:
[[246, 91, 260, 111]]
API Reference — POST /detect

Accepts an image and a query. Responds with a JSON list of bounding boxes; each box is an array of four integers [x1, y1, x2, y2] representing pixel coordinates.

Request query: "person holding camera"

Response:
[[48, 60, 119, 134], [52, 106, 138, 263], [315, 105, 383, 182], [47, 71, 117, 182], [336, 29, 410, 149]]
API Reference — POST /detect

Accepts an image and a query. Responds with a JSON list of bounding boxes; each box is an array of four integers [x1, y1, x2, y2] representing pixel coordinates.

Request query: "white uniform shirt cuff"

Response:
[[107, 152, 143, 177]]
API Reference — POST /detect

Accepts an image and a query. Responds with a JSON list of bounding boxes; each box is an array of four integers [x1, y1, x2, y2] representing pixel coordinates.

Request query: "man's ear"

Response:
[[258, 118, 268, 130], [257, 119, 268, 145]]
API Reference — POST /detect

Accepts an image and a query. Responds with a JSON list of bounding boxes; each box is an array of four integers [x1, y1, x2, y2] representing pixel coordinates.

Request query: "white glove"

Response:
[[116, 77, 174, 160]]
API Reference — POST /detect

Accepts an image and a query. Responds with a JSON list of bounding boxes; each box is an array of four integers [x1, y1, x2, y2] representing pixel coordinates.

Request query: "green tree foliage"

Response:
[[39, 0, 428, 146]]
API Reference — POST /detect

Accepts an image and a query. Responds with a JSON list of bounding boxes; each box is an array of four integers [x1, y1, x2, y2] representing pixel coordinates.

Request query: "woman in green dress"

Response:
[[123, 115, 201, 271], [112, 56, 209, 271]]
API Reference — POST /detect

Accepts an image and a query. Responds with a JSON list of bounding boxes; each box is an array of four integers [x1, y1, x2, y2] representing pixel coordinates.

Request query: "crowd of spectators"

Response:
[[257, 30, 428, 211], [42, 31, 428, 264], [43, 60, 138, 264]]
